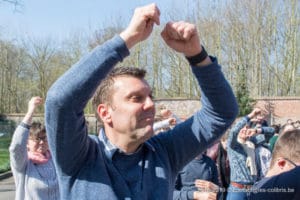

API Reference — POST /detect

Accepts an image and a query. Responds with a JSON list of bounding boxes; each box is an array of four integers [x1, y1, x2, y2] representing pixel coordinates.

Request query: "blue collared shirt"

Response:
[[98, 128, 156, 160]]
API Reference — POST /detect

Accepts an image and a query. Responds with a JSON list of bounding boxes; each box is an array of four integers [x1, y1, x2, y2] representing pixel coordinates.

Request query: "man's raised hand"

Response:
[[120, 3, 160, 49]]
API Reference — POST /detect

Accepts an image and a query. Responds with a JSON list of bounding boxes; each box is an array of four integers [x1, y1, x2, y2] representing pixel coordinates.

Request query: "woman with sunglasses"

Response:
[[9, 96, 59, 200]]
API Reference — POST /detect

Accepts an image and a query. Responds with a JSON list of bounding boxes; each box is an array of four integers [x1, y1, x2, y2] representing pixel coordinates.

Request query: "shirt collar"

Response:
[[98, 128, 156, 160]]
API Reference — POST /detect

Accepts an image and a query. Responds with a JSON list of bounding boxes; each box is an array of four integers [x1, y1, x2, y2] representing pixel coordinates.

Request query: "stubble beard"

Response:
[[131, 124, 154, 142]]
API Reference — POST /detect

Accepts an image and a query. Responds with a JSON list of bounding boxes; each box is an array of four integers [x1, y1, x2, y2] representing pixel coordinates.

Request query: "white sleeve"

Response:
[[153, 119, 171, 132]]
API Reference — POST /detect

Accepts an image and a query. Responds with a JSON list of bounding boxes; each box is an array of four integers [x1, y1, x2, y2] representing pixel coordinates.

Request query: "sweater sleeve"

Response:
[[249, 127, 275, 145], [45, 35, 129, 174], [153, 57, 238, 173], [227, 117, 248, 150], [261, 127, 275, 141], [173, 174, 194, 200], [173, 189, 194, 200], [9, 124, 29, 172]]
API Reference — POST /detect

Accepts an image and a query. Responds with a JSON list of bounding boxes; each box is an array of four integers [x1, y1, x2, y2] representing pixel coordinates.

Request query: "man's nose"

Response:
[[144, 96, 154, 110]]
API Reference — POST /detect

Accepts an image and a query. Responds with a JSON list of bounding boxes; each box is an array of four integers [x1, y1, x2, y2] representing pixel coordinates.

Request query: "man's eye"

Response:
[[132, 96, 142, 101]]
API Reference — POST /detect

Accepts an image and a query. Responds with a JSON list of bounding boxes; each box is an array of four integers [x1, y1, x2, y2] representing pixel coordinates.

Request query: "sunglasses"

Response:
[[30, 136, 47, 142], [283, 157, 298, 167]]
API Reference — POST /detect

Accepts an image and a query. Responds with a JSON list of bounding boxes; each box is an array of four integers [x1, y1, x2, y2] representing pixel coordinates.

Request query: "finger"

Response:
[[160, 28, 168, 42], [180, 23, 195, 40], [170, 21, 185, 38], [142, 3, 160, 25], [195, 179, 206, 184], [146, 20, 155, 31], [194, 179, 203, 186], [173, 21, 196, 40], [195, 181, 207, 188], [210, 192, 217, 199], [167, 22, 181, 40], [152, 4, 161, 25], [160, 22, 170, 39]]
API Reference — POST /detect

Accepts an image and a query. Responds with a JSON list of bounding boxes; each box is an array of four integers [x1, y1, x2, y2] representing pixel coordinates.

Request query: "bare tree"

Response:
[[22, 37, 57, 99], [0, 0, 23, 11]]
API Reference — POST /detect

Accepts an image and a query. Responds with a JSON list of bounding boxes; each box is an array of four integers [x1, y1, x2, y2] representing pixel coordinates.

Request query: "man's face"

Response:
[[106, 76, 155, 143]]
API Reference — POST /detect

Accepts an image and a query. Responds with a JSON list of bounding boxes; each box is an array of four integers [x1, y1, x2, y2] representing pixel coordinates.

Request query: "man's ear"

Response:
[[97, 104, 112, 124], [277, 158, 287, 169]]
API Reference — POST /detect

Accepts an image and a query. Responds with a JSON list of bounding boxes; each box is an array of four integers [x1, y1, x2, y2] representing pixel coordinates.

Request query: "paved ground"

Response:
[[0, 172, 15, 200]]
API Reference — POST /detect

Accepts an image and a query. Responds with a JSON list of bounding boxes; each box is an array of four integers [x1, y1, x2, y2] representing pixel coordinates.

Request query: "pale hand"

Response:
[[161, 21, 201, 57], [120, 3, 160, 49]]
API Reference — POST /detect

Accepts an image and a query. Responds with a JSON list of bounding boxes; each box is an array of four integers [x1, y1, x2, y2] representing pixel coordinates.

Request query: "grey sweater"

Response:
[[9, 124, 59, 200], [45, 35, 238, 200]]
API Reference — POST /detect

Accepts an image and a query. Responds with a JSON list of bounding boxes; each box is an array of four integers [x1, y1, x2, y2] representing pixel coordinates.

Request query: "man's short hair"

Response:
[[92, 67, 146, 122], [270, 128, 300, 168]]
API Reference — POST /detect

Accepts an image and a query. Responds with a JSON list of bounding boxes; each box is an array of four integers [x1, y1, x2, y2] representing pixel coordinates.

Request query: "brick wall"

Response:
[[4, 97, 300, 133], [254, 97, 300, 125]]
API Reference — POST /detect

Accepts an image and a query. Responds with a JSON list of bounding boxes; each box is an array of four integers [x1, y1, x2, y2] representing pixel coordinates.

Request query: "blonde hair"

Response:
[[270, 129, 300, 168]]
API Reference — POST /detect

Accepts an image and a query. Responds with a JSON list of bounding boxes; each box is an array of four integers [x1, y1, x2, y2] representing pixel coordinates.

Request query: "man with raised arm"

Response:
[[45, 3, 238, 200]]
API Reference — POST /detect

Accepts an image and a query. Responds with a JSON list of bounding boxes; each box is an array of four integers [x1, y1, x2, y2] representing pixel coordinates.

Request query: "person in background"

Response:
[[255, 141, 272, 180], [153, 116, 177, 134], [226, 108, 274, 200], [269, 119, 299, 152], [159, 105, 182, 125], [268, 124, 281, 152], [9, 96, 59, 200], [216, 131, 231, 200], [206, 141, 219, 162], [153, 105, 181, 134], [247, 128, 300, 200], [247, 108, 274, 147], [45, 3, 238, 199], [248, 109, 268, 128], [173, 153, 219, 200], [247, 109, 274, 179]]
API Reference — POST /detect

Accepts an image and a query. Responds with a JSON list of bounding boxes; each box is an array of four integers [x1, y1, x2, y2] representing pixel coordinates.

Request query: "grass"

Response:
[[0, 119, 15, 173], [0, 137, 11, 173], [0, 137, 11, 149], [0, 149, 10, 173]]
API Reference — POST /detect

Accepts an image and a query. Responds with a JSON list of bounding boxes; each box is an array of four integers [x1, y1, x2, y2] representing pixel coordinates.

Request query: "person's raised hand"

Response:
[[160, 109, 172, 118], [120, 3, 160, 49], [168, 118, 177, 126], [23, 96, 43, 124], [161, 21, 201, 57], [27, 96, 43, 115], [248, 108, 261, 119], [238, 127, 257, 142]]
